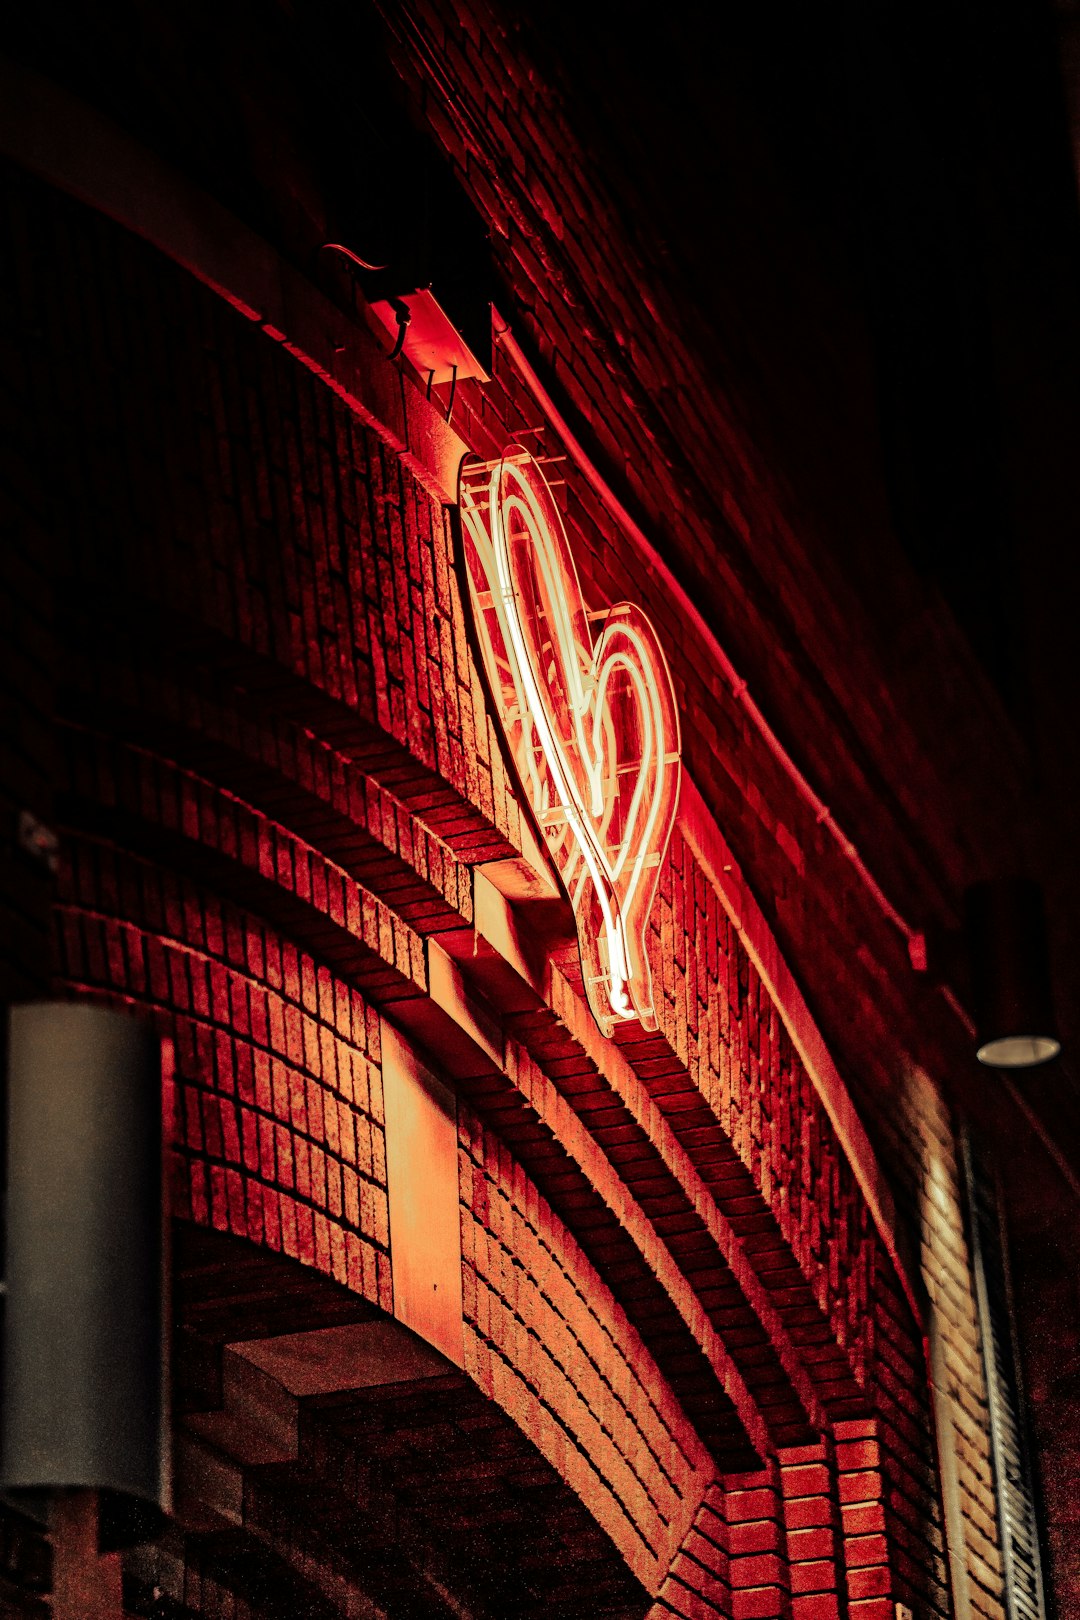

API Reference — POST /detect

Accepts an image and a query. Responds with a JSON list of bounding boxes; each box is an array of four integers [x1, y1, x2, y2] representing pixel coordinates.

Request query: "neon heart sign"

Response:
[[459, 446, 681, 1036]]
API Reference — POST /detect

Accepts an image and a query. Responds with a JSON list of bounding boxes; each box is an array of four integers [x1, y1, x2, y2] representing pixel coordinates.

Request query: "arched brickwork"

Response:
[[0, 147, 953, 1619], [167, 1224, 657, 1619], [458, 1101, 711, 1585]]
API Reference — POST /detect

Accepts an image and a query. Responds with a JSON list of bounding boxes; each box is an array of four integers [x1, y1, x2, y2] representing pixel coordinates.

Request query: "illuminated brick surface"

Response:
[[1, 0, 1063, 1603], [0, 162, 954, 1617]]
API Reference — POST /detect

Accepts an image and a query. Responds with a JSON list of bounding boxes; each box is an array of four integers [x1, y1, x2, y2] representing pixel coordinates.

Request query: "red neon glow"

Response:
[[461, 447, 681, 1036]]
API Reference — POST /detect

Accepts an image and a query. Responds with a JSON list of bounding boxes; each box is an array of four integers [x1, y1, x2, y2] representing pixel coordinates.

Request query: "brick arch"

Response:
[[455, 1099, 712, 1586], [52, 705, 763, 1408], [170, 1221, 656, 1620], [55, 697, 833, 1473], [52, 804, 706, 1589]]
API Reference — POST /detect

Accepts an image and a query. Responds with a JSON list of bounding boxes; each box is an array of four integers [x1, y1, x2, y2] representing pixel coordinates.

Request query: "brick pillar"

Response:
[[727, 1468, 790, 1619], [779, 1441, 846, 1620], [835, 1419, 893, 1620]]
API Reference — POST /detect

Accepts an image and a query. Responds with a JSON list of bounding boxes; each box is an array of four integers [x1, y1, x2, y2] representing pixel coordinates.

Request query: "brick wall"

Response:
[[0, 141, 969, 1618]]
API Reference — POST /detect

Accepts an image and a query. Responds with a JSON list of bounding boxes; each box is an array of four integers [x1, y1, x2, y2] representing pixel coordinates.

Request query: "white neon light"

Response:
[[460, 446, 681, 1035]]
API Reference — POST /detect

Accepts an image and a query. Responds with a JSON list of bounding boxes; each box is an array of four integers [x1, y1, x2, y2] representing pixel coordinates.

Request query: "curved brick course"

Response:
[[459, 1101, 711, 1586]]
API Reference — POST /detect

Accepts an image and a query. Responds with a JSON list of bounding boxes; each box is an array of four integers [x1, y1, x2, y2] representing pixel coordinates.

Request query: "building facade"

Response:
[[1, 3, 1077, 1617]]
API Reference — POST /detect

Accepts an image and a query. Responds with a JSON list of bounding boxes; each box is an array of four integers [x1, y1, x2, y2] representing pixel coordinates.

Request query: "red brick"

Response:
[[791, 1597, 842, 1620], [730, 1554, 785, 1587], [783, 1496, 834, 1530], [779, 1444, 828, 1467], [727, 1488, 782, 1524], [729, 1521, 782, 1556], [732, 1588, 788, 1620], [835, 1440, 880, 1471], [786, 1528, 835, 1562], [846, 1566, 892, 1600], [790, 1561, 838, 1596], [838, 1472, 885, 1505], [844, 1533, 889, 1569], [839, 1502, 885, 1536], [781, 1465, 832, 1498]]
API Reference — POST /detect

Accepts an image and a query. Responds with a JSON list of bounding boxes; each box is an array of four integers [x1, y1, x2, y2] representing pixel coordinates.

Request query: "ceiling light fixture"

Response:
[[964, 878, 1061, 1069]]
